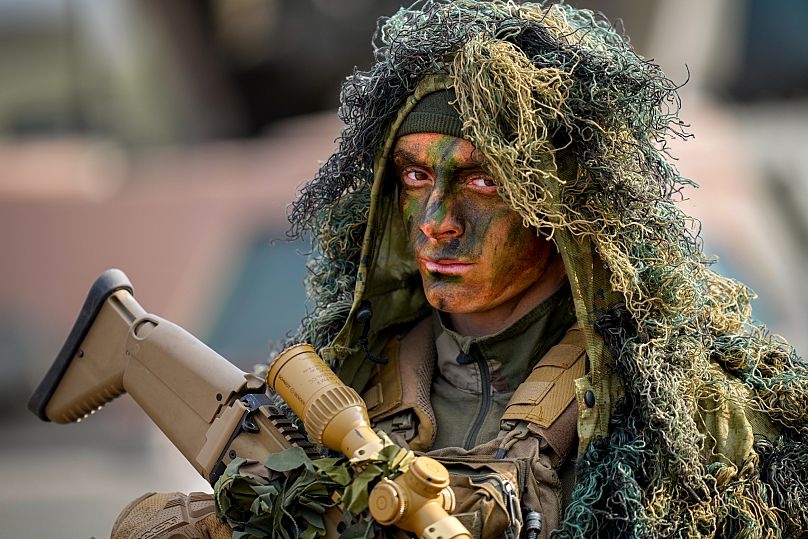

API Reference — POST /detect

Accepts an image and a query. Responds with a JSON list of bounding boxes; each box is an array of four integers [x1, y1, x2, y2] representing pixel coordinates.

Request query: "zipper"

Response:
[[502, 477, 520, 534], [463, 471, 521, 538], [464, 353, 491, 449]]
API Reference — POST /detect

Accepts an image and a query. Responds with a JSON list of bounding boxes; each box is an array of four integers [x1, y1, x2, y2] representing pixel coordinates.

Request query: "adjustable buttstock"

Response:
[[46, 290, 134, 423], [28, 269, 311, 482], [29, 269, 136, 423]]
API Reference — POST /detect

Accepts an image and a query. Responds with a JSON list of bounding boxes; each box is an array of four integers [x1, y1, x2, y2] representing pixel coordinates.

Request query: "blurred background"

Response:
[[0, 0, 806, 536]]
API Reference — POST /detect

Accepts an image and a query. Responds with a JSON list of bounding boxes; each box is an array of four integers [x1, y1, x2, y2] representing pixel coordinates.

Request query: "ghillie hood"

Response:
[[287, 1, 808, 536]]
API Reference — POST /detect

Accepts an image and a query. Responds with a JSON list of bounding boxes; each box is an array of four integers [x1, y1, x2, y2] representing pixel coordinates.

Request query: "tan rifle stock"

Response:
[[29, 269, 470, 539], [28, 269, 341, 536]]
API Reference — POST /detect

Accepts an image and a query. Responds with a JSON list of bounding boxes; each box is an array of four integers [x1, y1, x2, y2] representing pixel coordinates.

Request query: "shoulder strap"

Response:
[[361, 316, 437, 451], [500, 326, 586, 459]]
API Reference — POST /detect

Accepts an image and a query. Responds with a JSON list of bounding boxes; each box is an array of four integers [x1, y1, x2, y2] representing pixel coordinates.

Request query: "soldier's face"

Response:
[[393, 133, 555, 314]]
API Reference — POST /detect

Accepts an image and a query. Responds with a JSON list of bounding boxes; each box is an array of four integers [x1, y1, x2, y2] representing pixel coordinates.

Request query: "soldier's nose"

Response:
[[419, 196, 463, 240]]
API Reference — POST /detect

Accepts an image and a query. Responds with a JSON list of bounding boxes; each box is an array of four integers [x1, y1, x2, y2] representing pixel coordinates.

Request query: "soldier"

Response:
[[113, 1, 808, 538]]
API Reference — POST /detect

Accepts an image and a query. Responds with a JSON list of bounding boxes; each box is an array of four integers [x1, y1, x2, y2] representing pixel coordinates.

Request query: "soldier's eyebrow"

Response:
[[391, 148, 421, 166], [391, 147, 488, 170]]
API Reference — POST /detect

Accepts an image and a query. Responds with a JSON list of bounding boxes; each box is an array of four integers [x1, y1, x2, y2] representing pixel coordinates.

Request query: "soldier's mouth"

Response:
[[419, 257, 474, 275]]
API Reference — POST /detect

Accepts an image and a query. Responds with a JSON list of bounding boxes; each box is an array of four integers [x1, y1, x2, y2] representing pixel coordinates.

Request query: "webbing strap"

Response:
[[363, 316, 437, 451], [500, 327, 586, 429]]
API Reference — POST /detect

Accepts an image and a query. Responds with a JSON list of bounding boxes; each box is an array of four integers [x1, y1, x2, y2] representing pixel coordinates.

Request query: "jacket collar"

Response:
[[433, 282, 576, 392]]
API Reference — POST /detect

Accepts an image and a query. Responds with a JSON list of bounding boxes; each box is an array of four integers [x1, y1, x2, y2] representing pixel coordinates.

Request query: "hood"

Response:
[[322, 71, 619, 423]]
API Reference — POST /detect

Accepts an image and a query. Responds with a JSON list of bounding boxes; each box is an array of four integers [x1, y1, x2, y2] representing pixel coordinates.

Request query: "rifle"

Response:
[[28, 269, 470, 539]]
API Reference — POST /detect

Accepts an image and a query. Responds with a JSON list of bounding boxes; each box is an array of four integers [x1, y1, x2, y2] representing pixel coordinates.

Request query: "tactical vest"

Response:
[[361, 317, 586, 539]]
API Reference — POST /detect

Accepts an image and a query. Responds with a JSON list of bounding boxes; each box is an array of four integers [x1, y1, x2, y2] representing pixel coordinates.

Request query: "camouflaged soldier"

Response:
[[113, 1, 808, 538]]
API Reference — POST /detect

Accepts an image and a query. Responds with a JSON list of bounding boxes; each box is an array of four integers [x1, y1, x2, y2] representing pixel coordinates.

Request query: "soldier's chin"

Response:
[[423, 283, 480, 314]]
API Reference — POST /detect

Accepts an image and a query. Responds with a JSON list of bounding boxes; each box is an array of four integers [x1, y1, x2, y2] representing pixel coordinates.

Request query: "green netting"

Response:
[[215, 443, 416, 538]]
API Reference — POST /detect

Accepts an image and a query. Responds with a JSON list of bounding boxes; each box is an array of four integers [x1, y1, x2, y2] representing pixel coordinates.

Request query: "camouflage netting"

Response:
[[214, 443, 416, 539], [283, 1, 808, 537]]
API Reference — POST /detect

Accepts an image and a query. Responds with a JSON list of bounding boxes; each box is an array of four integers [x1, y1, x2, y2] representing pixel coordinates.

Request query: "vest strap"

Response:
[[499, 327, 586, 461], [363, 319, 586, 458], [501, 327, 585, 428], [362, 316, 436, 451]]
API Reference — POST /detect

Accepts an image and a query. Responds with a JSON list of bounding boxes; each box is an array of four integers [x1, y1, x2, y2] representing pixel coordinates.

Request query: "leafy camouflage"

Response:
[[214, 441, 416, 538]]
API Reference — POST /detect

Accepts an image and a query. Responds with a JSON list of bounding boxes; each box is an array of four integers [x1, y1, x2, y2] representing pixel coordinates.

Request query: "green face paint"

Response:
[[391, 133, 558, 323]]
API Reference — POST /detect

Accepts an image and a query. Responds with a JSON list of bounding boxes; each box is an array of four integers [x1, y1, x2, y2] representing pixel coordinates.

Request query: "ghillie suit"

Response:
[[280, 1, 808, 537]]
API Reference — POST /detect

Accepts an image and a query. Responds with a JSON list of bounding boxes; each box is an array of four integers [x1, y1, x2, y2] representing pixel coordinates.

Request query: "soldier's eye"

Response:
[[468, 175, 497, 190], [402, 168, 431, 186]]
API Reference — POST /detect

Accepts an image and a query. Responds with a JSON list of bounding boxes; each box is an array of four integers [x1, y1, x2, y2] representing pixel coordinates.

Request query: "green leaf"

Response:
[[342, 463, 385, 513], [313, 457, 352, 485], [299, 507, 326, 529], [250, 484, 278, 497], [265, 446, 310, 472]]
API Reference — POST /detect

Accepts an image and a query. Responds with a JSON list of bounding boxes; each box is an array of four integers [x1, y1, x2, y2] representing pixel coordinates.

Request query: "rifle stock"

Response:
[[28, 269, 319, 481]]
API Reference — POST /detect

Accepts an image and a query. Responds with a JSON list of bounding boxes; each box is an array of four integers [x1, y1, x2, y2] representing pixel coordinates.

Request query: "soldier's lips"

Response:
[[419, 257, 474, 275]]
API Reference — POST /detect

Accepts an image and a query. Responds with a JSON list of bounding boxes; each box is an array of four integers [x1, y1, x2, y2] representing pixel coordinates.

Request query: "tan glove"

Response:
[[111, 491, 232, 539]]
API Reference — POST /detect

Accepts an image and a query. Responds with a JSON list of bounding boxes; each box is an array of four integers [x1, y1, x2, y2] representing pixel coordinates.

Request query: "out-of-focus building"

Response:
[[0, 1, 805, 537]]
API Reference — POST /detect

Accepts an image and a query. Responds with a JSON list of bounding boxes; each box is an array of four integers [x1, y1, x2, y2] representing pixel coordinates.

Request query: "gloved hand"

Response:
[[111, 491, 232, 539]]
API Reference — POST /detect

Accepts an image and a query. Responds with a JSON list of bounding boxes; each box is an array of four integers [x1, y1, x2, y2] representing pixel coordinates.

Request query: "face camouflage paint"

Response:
[[393, 132, 558, 328]]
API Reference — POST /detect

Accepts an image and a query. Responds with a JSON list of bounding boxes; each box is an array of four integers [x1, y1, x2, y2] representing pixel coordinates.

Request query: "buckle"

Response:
[[390, 411, 418, 442]]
